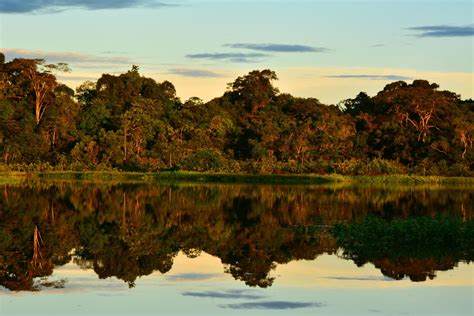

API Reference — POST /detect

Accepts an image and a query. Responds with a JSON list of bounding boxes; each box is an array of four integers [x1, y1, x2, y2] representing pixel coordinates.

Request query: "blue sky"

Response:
[[0, 0, 472, 103]]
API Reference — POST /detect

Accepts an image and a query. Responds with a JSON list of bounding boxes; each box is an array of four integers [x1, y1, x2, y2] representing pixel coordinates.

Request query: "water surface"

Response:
[[0, 181, 472, 315]]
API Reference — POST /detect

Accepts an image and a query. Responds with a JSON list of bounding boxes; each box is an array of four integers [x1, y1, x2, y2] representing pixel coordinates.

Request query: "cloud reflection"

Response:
[[182, 289, 265, 299], [219, 301, 325, 310], [323, 276, 396, 281], [165, 273, 220, 281]]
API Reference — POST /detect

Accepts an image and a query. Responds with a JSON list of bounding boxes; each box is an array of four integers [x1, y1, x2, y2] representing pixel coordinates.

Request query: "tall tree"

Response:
[[7, 59, 70, 125], [227, 69, 279, 113]]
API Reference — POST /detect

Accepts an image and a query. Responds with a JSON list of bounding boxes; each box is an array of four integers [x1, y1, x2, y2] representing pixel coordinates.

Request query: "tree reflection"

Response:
[[0, 181, 472, 291], [333, 216, 473, 281], [0, 225, 56, 291]]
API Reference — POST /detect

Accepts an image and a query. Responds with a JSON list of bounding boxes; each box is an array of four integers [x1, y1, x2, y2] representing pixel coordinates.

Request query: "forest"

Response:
[[0, 52, 473, 176]]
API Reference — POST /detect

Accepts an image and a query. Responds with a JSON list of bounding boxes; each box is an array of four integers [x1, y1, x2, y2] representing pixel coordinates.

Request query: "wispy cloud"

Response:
[[165, 273, 219, 281], [182, 289, 265, 300], [224, 43, 328, 53], [0, 0, 175, 14], [322, 276, 396, 281], [100, 50, 129, 55], [56, 75, 99, 82], [96, 293, 127, 297], [186, 53, 269, 63], [219, 301, 325, 310], [2, 48, 131, 65], [407, 25, 474, 37], [168, 68, 225, 78], [325, 74, 413, 81]]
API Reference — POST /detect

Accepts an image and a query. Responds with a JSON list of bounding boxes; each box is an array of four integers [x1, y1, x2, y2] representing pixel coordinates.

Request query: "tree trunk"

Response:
[[35, 97, 41, 125], [123, 127, 128, 162]]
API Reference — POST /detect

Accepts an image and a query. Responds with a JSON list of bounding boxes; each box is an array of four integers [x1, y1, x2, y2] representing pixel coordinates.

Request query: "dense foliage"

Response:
[[0, 53, 472, 175]]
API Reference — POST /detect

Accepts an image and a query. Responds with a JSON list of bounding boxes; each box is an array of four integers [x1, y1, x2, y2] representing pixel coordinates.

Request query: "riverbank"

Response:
[[0, 171, 473, 185]]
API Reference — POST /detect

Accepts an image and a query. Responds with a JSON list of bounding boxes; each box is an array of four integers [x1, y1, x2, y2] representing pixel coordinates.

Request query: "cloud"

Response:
[[2, 48, 131, 65], [182, 289, 265, 300], [186, 53, 269, 63], [100, 50, 129, 55], [224, 43, 328, 53], [325, 74, 413, 81], [209, 43, 328, 66], [96, 293, 127, 297], [219, 301, 325, 310], [323, 276, 396, 281], [165, 273, 219, 281], [407, 25, 474, 37], [56, 75, 99, 81], [0, 0, 175, 13], [168, 68, 225, 78]]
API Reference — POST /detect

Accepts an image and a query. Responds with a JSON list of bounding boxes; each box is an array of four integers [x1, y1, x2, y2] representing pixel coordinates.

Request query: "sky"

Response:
[[0, 0, 473, 104]]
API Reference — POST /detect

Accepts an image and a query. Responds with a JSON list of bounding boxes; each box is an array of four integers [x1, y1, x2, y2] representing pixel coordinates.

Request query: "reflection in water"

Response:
[[182, 289, 266, 299], [333, 216, 474, 282], [218, 301, 325, 310], [0, 181, 472, 291]]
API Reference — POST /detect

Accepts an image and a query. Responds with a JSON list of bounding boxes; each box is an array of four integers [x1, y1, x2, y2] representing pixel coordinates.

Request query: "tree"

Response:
[[120, 99, 160, 164], [375, 80, 458, 143], [453, 103, 474, 159], [341, 92, 376, 116], [227, 69, 279, 112], [7, 59, 70, 125]]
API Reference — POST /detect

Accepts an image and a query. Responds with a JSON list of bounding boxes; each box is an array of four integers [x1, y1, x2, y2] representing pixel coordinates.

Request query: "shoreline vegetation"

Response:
[[1, 170, 473, 185], [0, 55, 472, 177]]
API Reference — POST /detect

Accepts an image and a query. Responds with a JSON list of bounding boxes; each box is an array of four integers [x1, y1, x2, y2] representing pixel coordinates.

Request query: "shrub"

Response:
[[335, 158, 405, 175], [180, 149, 222, 171], [448, 163, 472, 177]]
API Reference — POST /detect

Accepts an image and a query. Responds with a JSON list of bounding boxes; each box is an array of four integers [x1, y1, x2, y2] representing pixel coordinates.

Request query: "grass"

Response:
[[33, 171, 350, 184], [352, 175, 474, 184], [0, 171, 472, 185], [0, 172, 31, 184]]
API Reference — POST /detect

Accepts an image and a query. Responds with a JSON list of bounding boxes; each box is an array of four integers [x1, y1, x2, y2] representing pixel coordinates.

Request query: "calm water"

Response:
[[0, 181, 473, 315]]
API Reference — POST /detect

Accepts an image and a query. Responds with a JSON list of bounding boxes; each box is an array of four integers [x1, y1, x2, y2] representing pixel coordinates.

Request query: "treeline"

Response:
[[0, 53, 473, 175]]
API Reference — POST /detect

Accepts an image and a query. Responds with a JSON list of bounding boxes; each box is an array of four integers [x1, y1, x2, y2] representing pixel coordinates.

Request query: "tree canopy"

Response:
[[0, 54, 472, 176]]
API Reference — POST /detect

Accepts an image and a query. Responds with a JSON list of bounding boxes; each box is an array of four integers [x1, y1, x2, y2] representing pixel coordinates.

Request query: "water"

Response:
[[0, 181, 473, 315]]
